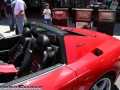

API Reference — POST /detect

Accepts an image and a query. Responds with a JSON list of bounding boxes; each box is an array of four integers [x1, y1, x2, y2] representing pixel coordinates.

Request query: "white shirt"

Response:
[[14, 0, 24, 15], [43, 9, 51, 19]]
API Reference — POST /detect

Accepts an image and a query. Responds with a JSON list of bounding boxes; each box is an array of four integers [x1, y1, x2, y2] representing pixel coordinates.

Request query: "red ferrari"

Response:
[[0, 22, 120, 90]]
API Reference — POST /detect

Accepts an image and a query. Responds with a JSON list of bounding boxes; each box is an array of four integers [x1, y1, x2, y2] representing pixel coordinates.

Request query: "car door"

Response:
[[3, 64, 78, 90]]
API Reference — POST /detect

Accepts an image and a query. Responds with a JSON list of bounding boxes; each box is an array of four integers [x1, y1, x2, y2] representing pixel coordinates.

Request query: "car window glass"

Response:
[[31, 24, 57, 35], [31, 24, 59, 45]]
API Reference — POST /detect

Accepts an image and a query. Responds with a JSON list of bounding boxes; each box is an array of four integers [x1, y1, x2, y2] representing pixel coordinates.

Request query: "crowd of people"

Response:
[[2, 0, 51, 34]]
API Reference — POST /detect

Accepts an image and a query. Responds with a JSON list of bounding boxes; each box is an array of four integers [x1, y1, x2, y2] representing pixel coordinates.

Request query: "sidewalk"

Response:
[[0, 18, 120, 39]]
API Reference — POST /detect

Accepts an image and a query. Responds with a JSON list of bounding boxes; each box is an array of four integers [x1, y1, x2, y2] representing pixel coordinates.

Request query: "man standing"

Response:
[[12, 0, 27, 34], [3, 0, 15, 31], [13, 0, 24, 34]]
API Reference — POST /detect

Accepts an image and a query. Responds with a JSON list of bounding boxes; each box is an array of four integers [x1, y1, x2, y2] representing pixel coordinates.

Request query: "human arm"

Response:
[[24, 5, 27, 9], [11, 1, 16, 18], [15, 10, 23, 18], [49, 9, 51, 14], [24, 1, 27, 9], [43, 9, 46, 15], [4, 7, 8, 17], [3, 1, 8, 17]]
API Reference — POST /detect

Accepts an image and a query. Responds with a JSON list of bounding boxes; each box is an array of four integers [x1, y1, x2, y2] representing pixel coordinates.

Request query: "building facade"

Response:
[[0, 0, 120, 18], [20, 0, 120, 18]]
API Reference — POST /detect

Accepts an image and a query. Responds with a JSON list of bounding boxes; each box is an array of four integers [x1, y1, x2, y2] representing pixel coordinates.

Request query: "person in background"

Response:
[[3, 0, 15, 31], [12, 0, 27, 34], [13, 0, 25, 34], [43, 3, 51, 24], [12, 0, 27, 22]]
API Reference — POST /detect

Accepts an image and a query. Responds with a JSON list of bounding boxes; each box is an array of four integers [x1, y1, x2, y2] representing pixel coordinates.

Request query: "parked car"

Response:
[[0, 22, 120, 90]]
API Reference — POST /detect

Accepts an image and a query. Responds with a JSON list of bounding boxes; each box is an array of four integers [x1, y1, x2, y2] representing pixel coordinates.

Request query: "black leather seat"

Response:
[[21, 37, 36, 64], [0, 35, 59, 83], [16, 35, 52, 78], [0, 27, 32, 67]]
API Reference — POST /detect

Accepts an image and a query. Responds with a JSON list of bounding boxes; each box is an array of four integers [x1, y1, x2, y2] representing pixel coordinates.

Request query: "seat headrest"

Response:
[[22, 27, 32, 37], [36, 35, 50, 50]]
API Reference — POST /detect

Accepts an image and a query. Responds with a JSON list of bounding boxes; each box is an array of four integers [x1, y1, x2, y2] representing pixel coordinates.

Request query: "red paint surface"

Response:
[[23, 27, 120, 90], [0, 64, 17, 73]]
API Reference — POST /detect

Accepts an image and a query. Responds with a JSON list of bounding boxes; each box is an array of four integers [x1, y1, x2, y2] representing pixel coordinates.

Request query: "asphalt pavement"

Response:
[[0, 18, 120, 89]]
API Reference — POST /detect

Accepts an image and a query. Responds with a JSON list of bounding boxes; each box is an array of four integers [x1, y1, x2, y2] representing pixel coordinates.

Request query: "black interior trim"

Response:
[[60, 35, 68, 64]]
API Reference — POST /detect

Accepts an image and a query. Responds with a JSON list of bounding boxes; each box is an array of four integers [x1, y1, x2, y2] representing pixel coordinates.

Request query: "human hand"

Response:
[[5, 13, 8, 17], [45, 12, 48, 14], [15, 15, 19, 18], [14, 14, 16, 18], [43, 13, 46, 15]]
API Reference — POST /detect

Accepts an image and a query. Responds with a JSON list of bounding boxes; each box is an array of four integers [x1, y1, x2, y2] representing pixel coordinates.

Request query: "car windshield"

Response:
[[30, 22, 67, 35], [30, 22, 62, 45], [31, 24, 55, 34]]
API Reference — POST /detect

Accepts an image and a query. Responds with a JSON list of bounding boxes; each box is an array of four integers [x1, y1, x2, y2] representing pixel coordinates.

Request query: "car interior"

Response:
[[0, 23, 63, 83], [0, 27, 32, 66]]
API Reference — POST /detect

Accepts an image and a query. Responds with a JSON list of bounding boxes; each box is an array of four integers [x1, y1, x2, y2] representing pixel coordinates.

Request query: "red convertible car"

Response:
[[0, 22, 120, 90]]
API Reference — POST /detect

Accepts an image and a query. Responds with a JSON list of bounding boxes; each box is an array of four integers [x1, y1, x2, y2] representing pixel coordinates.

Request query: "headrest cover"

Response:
[[36, 35, 50, 50], [22, 27, 32, 37]]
